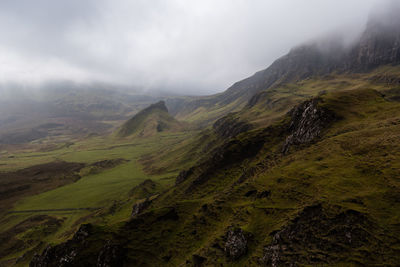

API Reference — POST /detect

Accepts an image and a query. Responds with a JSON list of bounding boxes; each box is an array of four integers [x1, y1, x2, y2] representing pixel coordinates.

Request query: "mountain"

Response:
[[30, 87, 400, 266], [168, 3, 400, 125], [117, 101, 185, 137], [0, 83, 162, 144], [3, 4, 400, 267]]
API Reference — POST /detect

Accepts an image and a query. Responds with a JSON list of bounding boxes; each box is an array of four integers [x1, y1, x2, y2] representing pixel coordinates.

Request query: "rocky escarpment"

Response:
[[30, 224, 125, 267], [282, 98, 336, 154], [131, 198, 152, 218], [261, 204, 397, 266], [213, 114, 252, 139], [349, 3, 400, 71], [175, 167, 195, 185], [224, 227, 251, 260], [96, 241, 125, 267], [170, 4, 400, 125], [30, 224, 96, 267]]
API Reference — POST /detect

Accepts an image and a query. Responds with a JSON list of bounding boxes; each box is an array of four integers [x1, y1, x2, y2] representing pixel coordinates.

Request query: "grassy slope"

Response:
[[115, 87, 400, 266], [0, 131, 195, 265], [142, 66, 400, 175], [1, 66, 400, 265]]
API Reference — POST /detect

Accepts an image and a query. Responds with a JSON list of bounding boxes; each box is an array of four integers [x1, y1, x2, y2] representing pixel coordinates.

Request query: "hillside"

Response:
[[167, 2, 400, 126], [1, 3, 400, 267], [117, 101, 185, 138], [0, 84, 161, 144], [29, 87, 400, 266]]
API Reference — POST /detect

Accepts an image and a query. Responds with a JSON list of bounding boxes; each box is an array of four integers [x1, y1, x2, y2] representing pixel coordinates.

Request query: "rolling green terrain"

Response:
[[0, 131, 196, 266], [1, 8, 400, 266], [2, 67, 399, 266]]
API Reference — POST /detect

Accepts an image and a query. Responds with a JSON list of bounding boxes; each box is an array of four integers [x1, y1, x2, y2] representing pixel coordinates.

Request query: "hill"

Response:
[[117, 101, 185, 138], [30, 86, 400, 266], [2, 3, 400, 266]]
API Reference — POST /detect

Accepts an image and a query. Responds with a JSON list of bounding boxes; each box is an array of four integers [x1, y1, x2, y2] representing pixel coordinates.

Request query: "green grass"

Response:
[[2, 66, 400, 265], [0, 130, 196, 266]]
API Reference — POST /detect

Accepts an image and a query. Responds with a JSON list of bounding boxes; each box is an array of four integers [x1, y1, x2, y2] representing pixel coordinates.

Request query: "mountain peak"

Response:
[[145, 100, 168, 113], [117, 100, 182, 137]]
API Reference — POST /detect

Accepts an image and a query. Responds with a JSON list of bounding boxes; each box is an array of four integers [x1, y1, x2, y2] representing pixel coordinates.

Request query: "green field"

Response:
[[0, 130, 198, 265]]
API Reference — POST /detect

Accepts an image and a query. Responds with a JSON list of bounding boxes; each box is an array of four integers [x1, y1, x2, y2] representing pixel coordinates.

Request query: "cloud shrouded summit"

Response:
[[0, 0, 384, 94]]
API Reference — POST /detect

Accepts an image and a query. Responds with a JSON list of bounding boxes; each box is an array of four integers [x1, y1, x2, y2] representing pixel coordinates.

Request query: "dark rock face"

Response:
[[131, 198, 152, 218], [96, 241, 125, 267], [187, 135, 266, 193], [175, 167, 195, 185], [282, 98, 336, 154], [225, 228, 249, 260], [30, 224, 94, 267], [156, 207, 179, 221], [213, 114, 252, 139], [261, 204, 389, 266], [349, 4, 400, 70]]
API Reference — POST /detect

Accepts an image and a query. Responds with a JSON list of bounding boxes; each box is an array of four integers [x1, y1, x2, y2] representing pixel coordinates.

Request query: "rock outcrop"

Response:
[[30, 224, 94, 267], [282, 98, 336, 154], [96, 241, 125, 267], [131, 198, 152, 218], [213, 114, 252, 139], [261, 204, 392, 266], [224, 227, 250, 260], [349, 2, 400, 70], [175, 167, 194, 185]]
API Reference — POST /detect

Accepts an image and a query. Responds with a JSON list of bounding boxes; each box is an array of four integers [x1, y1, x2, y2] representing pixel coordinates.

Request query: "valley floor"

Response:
[[0, 131, 196, 266]]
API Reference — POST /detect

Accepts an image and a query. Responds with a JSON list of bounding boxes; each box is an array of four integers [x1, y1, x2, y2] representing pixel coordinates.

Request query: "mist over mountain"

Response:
[[0, 0, 384, 94], [2, 1, 400, 266]]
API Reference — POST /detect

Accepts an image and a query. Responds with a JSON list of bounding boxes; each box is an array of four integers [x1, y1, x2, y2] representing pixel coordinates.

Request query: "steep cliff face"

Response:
[[282, 98, 337, 154], [171, 6, 400, 125], [261, 204, 396, 266], [349, 3, 400, 70]]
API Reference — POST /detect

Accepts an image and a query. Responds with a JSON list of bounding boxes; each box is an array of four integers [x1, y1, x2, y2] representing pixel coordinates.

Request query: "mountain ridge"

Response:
[[168, 6, 400, 125]]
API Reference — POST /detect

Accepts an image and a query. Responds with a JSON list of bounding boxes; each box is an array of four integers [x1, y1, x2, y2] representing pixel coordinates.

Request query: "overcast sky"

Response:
[[0, 0, 384, 95]]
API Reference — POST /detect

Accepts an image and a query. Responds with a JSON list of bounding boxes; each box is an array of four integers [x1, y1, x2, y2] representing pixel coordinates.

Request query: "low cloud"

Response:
[[0, 0, 383, 94]]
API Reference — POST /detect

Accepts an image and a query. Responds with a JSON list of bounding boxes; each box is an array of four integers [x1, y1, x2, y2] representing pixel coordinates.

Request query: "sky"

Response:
[[0, 0, 384, 95]]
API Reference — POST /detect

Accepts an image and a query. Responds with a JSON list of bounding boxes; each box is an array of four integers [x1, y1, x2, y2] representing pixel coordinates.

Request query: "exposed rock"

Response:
[[261, 204, 390, 266], [30, 224, 94, 267], [176, 167, 195, 185], [282, 98, 336, 154], [225, 227, 249, 260], [96, 240, 125, 267], [187, 135, 265, 193], [349, 4, 400, 71], [131, 198, 152, 218], [213, 114, 252, 139]]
